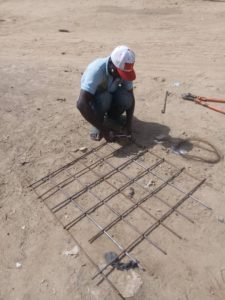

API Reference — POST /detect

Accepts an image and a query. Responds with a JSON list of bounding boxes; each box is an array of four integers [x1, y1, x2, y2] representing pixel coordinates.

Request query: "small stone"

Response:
[[16, 262, 22, 268], [174, 81, 181, 87], [62, 245, 79, 257], [218, 216, 225, 224], [144, 180, 155, 188], [79, 147, 87, 152], [127, 187, 135, 198], [58, 29, 70, 33], [40, 279, 49, 287], [56, 98, 66, 102]]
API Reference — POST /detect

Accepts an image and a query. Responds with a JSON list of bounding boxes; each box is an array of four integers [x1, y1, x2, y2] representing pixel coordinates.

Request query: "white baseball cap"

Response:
[[110, 45, 136, 81]]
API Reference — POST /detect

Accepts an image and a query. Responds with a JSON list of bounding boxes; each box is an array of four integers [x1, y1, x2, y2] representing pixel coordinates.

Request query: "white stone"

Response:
[[62, 245, 79, 257]]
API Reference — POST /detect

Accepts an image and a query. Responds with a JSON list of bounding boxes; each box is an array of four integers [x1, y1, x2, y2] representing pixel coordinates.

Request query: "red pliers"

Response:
[[182, 93, 225, 115]]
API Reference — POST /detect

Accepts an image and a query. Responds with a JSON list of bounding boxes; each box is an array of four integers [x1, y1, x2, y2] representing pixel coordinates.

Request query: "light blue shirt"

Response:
[[81, 57, 133, 95]]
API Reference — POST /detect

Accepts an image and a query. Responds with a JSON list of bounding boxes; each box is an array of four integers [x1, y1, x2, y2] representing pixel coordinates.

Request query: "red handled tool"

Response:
[[182, 93, 225, 115]]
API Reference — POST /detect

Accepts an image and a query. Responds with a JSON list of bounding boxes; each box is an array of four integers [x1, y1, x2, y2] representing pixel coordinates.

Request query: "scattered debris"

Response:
[[161, 90, 169, 114], [104, 251, 138, 271], [217, 216, 225, 224], [153, 76, 166, 82], [154, 134, 168, 144], [58, 29, 70, 33], [62, 245, 79, 257], [79, 147, 87, 152], [40, 279, 49, 287], [144, 179, 155, 188], [56, 98, 66, 102], [171, 143, 189, 155], [173, 81, 181, 87], [0, 135, 9, 142], [127, 187, 135, 198], [16, 262, 22, 268]]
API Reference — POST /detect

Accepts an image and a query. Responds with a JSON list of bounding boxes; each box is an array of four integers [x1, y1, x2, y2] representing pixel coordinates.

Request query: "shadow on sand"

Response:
[[113, 116, 221, 164]]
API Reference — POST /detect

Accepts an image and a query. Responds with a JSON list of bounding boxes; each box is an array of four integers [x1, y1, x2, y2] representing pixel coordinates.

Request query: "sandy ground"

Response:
[[1, 0, 225, 299]]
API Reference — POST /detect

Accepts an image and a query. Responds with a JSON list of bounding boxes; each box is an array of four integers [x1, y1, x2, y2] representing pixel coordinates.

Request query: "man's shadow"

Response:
[[114, 116, 221, 164], [113, 116, 171, 157], [132, 116, 170, 147]]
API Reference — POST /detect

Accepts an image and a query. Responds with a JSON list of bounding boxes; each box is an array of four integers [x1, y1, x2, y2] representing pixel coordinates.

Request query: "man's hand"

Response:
[[101, 129, 115, 142]]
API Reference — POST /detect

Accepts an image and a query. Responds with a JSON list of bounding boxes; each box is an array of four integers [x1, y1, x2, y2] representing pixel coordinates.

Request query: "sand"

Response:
[[1, 0, 225, 299]]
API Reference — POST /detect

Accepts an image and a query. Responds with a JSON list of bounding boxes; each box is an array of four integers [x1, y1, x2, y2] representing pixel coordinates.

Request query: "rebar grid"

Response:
[[28, 180, 126, 300], [65, 168, 167, 255], [29, 140, 208, 299], [29, 142, 108, 189], [130, 142, 211, 210], [88, 167, 184, 244], [37, 150, 115, 201], [63, 158, 164, 231], [67, 152, 183, 242], [91, 150, 194, 224], [49, 175, 146, 269], [94, 178, 206, 285], [50, 149, 148, 214]]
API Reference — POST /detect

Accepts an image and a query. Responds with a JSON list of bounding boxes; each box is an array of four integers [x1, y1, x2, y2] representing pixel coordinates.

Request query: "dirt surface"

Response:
[[1, 0, 225, 299]]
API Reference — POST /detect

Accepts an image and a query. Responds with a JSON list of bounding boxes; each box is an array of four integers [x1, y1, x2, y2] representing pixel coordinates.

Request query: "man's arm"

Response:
[[124, 89, 135, 134], [77, 89, 111, 140]]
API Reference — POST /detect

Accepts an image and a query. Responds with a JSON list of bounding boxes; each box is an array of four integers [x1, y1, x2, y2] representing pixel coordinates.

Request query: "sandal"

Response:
[[90, 127, 102, 141]]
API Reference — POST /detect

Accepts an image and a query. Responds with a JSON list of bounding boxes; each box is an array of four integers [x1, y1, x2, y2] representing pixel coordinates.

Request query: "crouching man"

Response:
[[77, 45, 136, 142]]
